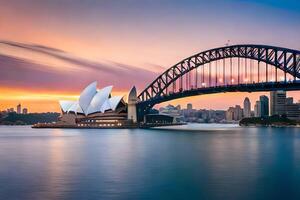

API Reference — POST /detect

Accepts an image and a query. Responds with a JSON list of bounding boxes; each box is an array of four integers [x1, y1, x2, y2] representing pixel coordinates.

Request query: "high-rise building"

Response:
[[254, 101, 261, 117], [259, 95, 269, 117], [17, 104, 21, 114], [234, 105, 243, 121], [285, 98, 300, 120], [187, 103, 193, 110], [226, 107, 235, 121], [254, 96, 269, 117], [243, 97, 251, 118], [270, 91, 286, 116], [226, 105, 243, 121], [22, 108, 28, 114], [286, 104, 300, 120]]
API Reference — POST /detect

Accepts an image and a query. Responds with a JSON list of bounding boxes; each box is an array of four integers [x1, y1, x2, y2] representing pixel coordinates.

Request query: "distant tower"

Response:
[[17, 103, 21, 114], [259, 95, 269, 117], [187, 103, 193, 110], [243, 97, 251, 118], [22, 108, 28, 114], [127, 86, 137, 123]]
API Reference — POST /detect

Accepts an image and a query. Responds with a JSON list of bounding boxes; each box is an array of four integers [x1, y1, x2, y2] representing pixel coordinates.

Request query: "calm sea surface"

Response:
[[0, 124, 300, 200]]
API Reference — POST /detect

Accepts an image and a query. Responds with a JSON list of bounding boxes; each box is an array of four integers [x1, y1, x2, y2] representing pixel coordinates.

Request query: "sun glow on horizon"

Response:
[[0, 87, 130, 112]]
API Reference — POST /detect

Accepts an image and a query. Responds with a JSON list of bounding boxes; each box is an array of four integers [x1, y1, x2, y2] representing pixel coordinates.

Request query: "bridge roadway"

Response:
[[137, 81, 300, 119]]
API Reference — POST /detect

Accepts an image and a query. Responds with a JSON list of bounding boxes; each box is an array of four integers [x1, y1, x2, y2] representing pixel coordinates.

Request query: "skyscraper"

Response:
[[254, 101, 261, 117], [243, 97, 251, 118], [17, 103, 21, 114], [259, 95, 269, 117], [270, 91, 286, 116], [285, 98, 300, 120]]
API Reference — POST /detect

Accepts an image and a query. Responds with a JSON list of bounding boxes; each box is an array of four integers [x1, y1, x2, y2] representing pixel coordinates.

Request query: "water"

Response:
[[0, 125, 300, 200]]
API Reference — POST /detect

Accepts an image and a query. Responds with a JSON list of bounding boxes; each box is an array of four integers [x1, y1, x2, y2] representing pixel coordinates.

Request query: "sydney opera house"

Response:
[[38, 81, 138, 128], [32, 81, 182, 129]]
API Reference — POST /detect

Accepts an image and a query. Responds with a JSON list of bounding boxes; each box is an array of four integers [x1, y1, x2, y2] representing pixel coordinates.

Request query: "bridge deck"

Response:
[[138, 81, 300, 107]]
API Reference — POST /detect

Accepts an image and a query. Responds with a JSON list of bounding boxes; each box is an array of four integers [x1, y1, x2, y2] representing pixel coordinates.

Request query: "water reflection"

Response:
[[41, 130, 70, 199], [0, 126, 300, 200]]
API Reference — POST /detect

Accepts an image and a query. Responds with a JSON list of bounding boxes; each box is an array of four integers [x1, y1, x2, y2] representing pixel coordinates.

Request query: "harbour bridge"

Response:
[[136, 44, 300, 122]]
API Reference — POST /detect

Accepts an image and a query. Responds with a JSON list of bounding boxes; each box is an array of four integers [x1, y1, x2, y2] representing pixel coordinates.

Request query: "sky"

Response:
[[0, 0, 300, 112]]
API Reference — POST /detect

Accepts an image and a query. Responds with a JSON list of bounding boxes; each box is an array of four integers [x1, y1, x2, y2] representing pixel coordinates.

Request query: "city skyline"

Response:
[[1, 103, 29, 114], [158, 90, 300, 123], [1, 0, 300, 112]]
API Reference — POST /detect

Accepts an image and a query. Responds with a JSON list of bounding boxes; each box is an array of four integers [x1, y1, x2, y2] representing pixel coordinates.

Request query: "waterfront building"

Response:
[[259, 95, 269, 117], [22, 108, 28, 114], [145, 114, 174, 124], [17, 104, 21, 114], [182, 103, 197, 122], [226, 105, 243, 121], [57, 82, 132, 128], [159, 104, 183, 122], [243, 97, 251, 118], [270, 91, 286, 116], [234, 105, 243, 121], [184, 109, 225, 123], [254, 96, 268, 118], [270, 91, 300, 120], [173, 107, 226, 123], [254, 101, 261, 117], [226, 107, 235, 121], [226, 107, 234, 121], [213, 110, 226, 122], [285, 98, 300, 120], [286, 104, 300, 120]]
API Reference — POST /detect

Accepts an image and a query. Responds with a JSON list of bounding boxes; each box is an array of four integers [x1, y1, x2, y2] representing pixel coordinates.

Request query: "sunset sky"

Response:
[[1, 0, 300, 112]]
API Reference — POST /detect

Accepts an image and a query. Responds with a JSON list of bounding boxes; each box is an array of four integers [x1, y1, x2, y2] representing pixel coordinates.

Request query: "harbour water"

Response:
[[0, 124, 300, 200]]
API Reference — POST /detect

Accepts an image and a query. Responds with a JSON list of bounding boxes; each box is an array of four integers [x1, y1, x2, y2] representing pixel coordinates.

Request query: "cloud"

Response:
[[0, 40, 65, 53], [0, 40, 160, 77], [0, 41, 160, 93]]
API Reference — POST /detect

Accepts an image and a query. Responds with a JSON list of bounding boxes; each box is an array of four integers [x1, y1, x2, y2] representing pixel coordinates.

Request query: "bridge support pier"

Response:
[[127, 86, 137, 123]]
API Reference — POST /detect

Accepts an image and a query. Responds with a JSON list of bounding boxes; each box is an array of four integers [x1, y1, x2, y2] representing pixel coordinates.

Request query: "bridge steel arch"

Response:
[[137, 44, 300, 120]]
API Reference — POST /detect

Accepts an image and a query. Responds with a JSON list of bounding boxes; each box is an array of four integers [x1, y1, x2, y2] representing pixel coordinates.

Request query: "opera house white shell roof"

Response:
[[59, 82, 124, 115]]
